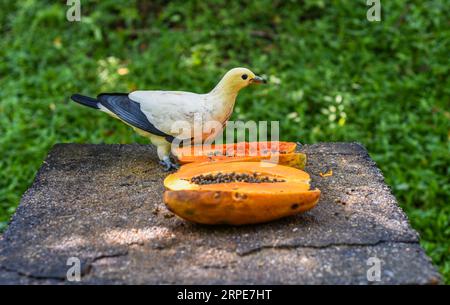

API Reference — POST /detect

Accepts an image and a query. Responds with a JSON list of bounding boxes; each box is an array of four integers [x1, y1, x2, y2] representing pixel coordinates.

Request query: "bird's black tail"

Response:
[[71, 94, 100, 109]]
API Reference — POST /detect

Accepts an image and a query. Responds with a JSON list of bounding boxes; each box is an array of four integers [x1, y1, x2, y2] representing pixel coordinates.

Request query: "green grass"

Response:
[[0, 0, 448, 282]]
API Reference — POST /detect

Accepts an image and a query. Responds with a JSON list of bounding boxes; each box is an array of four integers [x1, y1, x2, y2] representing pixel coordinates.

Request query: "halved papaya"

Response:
[[174, 141, 306, 169], [163, 162, 320, 225]]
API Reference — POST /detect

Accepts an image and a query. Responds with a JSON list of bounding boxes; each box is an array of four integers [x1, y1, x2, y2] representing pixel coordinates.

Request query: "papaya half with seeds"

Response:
[[173, 141, 306, 169], [163, 162, 320, 225]]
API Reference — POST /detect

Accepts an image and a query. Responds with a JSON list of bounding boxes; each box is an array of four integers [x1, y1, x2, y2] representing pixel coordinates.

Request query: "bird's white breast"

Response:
[[129, 87, 237, 141], [129, 90, 216, 138]]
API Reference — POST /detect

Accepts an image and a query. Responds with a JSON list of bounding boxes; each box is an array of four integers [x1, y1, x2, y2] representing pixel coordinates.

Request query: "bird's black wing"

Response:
[[97, 93, 174, 142]]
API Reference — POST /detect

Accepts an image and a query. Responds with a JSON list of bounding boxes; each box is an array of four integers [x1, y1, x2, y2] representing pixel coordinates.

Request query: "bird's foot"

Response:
[[159, 158, 180, 172]]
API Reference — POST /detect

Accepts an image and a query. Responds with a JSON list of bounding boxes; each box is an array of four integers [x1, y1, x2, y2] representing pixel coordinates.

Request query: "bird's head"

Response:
[[216, 67, 266, 93]]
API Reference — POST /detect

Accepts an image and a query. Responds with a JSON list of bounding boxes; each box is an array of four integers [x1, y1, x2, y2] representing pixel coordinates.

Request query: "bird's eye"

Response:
[[241, 74, 248, 80]]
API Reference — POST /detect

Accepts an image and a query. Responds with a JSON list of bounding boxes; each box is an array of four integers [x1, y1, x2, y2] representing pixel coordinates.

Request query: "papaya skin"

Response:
[[163, 161, 320, 225], [175, 141, 297, 158], [174, 141, 306, 169], [176, 152, 306, 170], [164, 189, 320, 225]]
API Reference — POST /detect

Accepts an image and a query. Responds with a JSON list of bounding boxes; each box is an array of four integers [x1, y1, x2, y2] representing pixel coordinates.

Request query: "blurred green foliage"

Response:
[[0, 0, 448, 282]]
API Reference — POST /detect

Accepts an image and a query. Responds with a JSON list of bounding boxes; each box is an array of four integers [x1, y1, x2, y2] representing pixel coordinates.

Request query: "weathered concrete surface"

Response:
[[0, 143, 441, 284]]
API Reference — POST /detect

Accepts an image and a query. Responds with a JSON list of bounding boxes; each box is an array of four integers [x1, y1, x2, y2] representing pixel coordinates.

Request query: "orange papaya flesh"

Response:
[[163, 161, 320, 225], [174, 141, 305, 169], [175, 141, 297, 159]]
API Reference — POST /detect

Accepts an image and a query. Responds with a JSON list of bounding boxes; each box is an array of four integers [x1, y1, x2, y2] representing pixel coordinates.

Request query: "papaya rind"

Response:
[[177, 152, 306, 170], [164, 188, 320, 225]]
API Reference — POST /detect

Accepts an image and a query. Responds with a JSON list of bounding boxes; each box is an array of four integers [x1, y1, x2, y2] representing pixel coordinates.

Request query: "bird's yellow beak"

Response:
[[250, 75, 267, 84]]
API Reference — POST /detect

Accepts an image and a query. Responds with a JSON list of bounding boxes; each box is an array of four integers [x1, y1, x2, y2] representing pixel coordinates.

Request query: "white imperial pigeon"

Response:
[[71, 67, 266, 170]]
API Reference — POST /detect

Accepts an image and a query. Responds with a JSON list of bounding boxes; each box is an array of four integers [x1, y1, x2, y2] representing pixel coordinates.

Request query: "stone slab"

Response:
[[0, 143, 441, 284]]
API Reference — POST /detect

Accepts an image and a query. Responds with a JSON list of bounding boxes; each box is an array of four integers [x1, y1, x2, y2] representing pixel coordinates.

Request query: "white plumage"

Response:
[[71, 67, 266, 170]]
